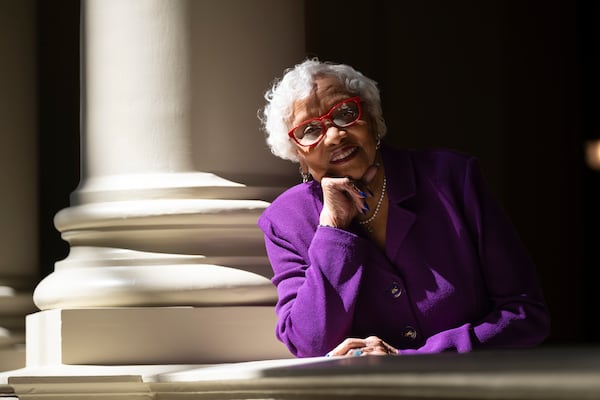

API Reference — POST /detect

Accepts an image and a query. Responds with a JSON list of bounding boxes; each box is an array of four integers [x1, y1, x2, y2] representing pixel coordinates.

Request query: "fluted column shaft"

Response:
[[28, 0, 303, 365]]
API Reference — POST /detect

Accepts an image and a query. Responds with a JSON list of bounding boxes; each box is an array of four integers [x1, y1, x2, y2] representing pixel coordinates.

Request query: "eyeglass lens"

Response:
[[293, 99, 360, 146]]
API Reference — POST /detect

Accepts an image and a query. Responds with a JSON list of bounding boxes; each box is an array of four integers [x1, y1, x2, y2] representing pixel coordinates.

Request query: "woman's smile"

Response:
[[330, 146, 358, 163]]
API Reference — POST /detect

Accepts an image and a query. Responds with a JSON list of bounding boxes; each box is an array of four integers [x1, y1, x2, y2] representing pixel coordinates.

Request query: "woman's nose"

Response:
[[322, 124, 347, 146]]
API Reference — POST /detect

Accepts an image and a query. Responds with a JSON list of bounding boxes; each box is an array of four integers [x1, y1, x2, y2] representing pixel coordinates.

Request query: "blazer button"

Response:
[[403, 326, 417, 340], [388, 282, 403, 298]]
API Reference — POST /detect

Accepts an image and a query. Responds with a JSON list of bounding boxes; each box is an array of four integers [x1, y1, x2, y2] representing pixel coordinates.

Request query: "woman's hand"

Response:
[[319, 164, 379, 229], [326, 336, 398, 357]]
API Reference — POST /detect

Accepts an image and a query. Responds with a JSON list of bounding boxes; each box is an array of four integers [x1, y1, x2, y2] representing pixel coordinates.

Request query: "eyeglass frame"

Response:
[[287, 96, 363, 150]]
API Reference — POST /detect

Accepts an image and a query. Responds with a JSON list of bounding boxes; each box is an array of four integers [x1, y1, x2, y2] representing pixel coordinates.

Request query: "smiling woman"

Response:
[[256, 58, 551, 358]]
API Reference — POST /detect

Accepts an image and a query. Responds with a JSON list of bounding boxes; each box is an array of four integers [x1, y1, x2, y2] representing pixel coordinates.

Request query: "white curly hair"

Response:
[[258, 58, 387, 162]]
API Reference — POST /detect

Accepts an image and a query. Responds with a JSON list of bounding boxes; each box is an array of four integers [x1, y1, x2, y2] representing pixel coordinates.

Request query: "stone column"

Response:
[[0, 0, 39, 371], [27, 0, 303, 366]]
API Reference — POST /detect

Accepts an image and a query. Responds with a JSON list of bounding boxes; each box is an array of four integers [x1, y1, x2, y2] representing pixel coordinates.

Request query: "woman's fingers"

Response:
[[360, 346, 389, 356], [343, 178, 370, 215], [319, 162, 382, 228], [326, 336, 398, 357], [365, 336, 398, 355], [320, 177, 370, 227], [320, 177, 356, 227], [346, 163, 381, 215], [326, 338, 367, 357]]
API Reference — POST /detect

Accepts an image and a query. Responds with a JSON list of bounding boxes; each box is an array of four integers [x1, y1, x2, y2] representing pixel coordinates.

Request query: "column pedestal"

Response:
[[26, 307, 290, 367]]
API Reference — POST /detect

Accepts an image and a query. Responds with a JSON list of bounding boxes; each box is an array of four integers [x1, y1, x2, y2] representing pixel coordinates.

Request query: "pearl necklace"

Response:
[[358, 177, 386, 230]]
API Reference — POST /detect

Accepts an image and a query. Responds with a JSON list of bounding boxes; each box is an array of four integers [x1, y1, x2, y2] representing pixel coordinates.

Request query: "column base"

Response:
[[26, 307, 291, 367]]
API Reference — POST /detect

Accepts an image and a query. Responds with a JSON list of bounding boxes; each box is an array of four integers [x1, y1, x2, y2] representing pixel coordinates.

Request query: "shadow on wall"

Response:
[[305, 0, 599, 345]]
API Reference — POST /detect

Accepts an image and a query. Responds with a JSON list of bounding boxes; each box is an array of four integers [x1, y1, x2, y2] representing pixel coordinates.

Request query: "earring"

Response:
[[375, 134, 381, 150], [299, 166, 311, 183]]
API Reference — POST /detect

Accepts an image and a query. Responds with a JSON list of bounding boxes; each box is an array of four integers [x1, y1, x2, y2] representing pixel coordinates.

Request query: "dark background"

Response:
[[37, 0, 599, 345]]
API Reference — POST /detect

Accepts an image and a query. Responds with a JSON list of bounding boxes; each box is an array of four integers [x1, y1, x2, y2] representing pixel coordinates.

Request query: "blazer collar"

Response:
[[381, 143, 416, 204], [380, 143, 417, 262]]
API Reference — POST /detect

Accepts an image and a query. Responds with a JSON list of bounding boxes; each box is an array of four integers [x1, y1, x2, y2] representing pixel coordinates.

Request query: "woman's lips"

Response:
[[330, 146, 358, 164]]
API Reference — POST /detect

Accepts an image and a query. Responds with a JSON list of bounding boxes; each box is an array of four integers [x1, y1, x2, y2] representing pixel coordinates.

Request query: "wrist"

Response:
[[320, 224, 343, 231], [319, 218, 345, 230], [319, 214, 336, 228], [319, 211, 348, 229]]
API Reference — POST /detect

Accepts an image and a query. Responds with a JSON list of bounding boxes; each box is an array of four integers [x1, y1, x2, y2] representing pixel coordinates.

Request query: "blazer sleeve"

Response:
[[259, 213, 370, 357], [401, 157, 551, 354]]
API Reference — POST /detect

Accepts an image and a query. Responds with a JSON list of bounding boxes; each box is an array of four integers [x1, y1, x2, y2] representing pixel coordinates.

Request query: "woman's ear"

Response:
[[298, 158, 312, 183], [374, 131, 381, 149]]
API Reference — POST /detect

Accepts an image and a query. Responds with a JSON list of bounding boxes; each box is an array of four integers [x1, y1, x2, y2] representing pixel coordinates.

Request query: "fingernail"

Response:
[[359, 191, 367, 198], [363, 201, 370, 211]]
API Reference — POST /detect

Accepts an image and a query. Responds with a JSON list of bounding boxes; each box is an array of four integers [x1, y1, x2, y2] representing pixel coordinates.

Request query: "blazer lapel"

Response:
[[382, 145, 417, 263]]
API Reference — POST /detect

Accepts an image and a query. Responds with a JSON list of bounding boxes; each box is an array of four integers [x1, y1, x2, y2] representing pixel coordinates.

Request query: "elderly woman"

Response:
[[257, 58, 550, 358]]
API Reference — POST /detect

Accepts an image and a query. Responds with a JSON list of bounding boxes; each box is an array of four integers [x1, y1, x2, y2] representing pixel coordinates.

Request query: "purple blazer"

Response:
[[258, 144, 550, 357]]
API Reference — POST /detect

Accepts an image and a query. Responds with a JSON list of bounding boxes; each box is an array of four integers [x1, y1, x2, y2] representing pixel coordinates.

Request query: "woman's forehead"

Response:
[[311, 76, 348, 102], [290, 77, 350, 123]]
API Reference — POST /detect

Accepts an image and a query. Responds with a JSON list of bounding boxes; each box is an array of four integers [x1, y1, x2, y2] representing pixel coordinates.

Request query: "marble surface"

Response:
[[1, 345, 599, 399]]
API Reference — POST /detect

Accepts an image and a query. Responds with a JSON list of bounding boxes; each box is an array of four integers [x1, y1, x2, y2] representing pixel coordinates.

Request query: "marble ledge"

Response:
[[1, 345, 599, 399]]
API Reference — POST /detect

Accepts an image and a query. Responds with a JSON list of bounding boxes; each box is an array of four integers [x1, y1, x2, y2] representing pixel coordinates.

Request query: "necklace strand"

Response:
[[358, 177, 386, 227]]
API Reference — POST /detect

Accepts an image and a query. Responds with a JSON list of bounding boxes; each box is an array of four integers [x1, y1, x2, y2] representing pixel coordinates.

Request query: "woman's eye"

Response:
[[302, 125, 321, 137], [333, 106, 357, 122]]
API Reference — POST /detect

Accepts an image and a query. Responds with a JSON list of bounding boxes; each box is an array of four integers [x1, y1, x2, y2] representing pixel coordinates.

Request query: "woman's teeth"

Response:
[[331, 147, 356, 162]]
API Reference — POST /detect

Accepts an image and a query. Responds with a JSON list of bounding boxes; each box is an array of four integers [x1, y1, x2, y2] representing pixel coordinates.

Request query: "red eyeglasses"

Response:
[[288, 97, 362, 149]]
